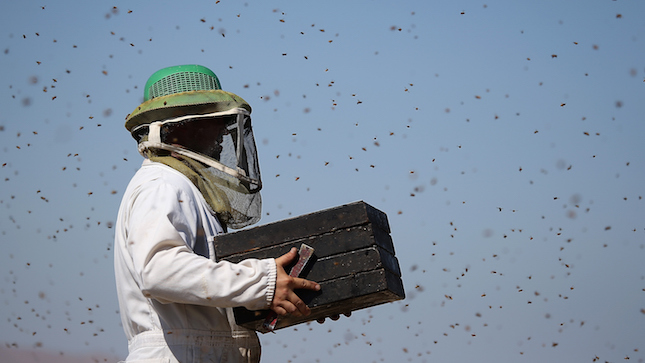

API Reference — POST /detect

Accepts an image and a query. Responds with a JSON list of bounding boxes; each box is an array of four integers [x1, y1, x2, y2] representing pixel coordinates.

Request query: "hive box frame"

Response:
[[213, 201, 405, 332]]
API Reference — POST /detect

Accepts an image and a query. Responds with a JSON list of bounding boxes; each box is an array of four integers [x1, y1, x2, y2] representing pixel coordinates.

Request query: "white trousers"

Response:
[[123, 329, 261, 363]]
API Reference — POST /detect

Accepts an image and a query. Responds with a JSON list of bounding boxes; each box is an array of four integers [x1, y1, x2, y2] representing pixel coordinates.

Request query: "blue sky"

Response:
[[1, 1, 644, 362]]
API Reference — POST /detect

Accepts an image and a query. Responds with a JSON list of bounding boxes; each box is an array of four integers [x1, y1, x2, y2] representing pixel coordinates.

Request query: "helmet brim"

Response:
[[125, 90, 251, 131]]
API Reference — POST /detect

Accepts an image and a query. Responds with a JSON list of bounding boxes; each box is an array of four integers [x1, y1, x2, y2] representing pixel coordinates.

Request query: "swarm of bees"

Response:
[[1, 2, 642, 363]]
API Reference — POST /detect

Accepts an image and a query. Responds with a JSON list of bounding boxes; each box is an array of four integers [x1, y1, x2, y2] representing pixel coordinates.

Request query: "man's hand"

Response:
[[270, 248, 320, 317], [317, 312, 351, 324]]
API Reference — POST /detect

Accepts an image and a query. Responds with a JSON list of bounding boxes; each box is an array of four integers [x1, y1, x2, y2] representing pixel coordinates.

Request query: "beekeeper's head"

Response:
[[125, 65, 262, 229]]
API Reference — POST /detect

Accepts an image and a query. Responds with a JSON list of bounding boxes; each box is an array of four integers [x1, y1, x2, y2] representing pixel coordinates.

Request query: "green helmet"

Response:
[[125, 64, 251, 131], [143, 64, 222, 101]]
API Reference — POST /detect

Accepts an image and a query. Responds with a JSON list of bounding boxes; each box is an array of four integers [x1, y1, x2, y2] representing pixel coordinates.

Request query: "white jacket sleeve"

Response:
[[125, 180, 276, 311]]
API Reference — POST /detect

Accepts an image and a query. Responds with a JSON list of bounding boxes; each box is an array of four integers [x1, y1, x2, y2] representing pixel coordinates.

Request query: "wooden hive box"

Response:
[[213, 201, 405, 332]]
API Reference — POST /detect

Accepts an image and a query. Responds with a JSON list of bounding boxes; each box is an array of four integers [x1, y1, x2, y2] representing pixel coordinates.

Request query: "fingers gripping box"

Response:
[[213, 201, 405, 332]]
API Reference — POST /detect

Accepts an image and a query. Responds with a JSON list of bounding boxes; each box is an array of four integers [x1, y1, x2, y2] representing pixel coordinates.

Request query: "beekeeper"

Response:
[[114, 65, 320, 363]]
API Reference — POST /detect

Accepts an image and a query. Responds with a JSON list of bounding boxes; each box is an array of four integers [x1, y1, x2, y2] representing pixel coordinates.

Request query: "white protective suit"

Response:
[[114, 159, 277, 363]]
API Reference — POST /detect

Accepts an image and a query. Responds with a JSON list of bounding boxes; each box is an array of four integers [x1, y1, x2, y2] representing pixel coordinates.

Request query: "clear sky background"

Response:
[[1, 1, 644, 362]]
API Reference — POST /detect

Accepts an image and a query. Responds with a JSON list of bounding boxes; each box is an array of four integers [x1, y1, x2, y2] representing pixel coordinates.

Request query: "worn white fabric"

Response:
[[114, 159, 276, 363]]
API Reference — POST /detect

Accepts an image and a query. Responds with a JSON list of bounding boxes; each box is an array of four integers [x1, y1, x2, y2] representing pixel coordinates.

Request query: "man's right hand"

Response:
[[270, 248, 320, 317]]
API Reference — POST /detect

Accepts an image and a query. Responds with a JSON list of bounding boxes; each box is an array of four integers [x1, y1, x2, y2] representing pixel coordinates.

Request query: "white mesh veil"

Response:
[[132, 108, 262, 229]]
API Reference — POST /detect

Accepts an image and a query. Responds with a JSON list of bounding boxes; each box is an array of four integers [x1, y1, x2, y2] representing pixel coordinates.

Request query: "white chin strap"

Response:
[[136, 109, 260, 190]]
